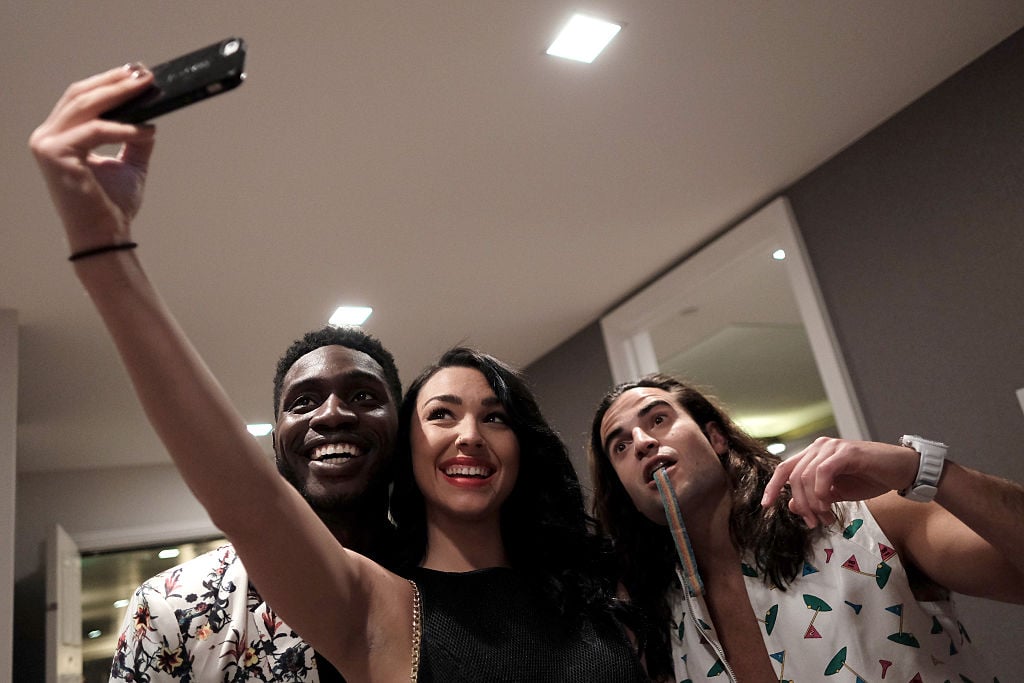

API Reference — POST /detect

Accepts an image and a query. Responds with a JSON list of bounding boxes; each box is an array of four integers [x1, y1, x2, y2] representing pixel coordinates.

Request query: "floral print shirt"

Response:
[[110, 544, 338, 682], [670, 501, 1000, 682]]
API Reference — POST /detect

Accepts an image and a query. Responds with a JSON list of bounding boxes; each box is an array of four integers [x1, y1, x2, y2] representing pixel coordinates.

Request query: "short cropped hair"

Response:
[[273, 325, 402, 416]]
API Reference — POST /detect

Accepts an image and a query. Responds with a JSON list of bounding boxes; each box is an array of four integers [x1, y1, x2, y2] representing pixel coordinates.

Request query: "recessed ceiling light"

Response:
[[247, 423, 273, 437], [113, 599, 130, 609], [158, 548, 181, 560], [329, 306, 373, 326], [88, 629, 102, 639], [547, 14, 622, 63], [772, 248, 787, 261], [767, 442, 787, 455]]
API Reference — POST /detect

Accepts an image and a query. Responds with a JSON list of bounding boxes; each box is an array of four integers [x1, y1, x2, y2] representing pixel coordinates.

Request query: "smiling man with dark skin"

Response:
[[110, 326, 402, 683]]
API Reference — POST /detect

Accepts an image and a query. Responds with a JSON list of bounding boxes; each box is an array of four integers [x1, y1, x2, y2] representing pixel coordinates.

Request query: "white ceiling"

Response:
[[5, 2, 1023, 474]]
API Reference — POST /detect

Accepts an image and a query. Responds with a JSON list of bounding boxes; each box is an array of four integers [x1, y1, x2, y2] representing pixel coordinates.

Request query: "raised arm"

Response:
[[762, 437, 1024, 603], [30, 66, 413, 680]]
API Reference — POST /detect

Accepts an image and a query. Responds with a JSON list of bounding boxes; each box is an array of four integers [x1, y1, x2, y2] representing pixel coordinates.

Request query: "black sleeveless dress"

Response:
[[410, 566, 649, 682]]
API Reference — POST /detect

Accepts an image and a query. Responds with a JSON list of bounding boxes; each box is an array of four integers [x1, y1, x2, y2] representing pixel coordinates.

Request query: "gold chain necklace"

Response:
[[408, 579, 422, 680]]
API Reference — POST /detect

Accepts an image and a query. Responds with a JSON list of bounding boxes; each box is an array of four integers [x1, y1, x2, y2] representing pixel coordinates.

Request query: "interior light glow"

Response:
[[247, 423, 273, 437], [546, 14, 622, 63], [88, 629, 102, 639], [767, 442, 787, 455], [113, 599, 130, 609], [329, 306, 373, 326], [734, 400, 834, 438], [772, 248, 787, 260], [158, 548, 181, 560]]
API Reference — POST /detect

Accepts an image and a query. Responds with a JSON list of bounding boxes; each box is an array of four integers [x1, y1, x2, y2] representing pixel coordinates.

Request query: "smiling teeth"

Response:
[[444, 465, 493, 478], [313, 443, 363, 461]]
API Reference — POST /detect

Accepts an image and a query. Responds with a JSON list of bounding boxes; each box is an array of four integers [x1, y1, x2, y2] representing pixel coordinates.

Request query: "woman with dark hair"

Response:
[[30, 67, 647, 682], [390, 347, 645, 679], [590, 373, 1022, 682]]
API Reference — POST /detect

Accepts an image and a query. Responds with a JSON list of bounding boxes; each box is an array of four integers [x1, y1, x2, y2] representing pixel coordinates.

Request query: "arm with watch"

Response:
[[763, 436, 1024, 604]]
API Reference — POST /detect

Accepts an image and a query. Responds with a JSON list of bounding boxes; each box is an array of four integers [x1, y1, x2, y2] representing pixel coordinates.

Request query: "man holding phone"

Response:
[[108, 325, 403, 682], [29, 46, 387, 682]]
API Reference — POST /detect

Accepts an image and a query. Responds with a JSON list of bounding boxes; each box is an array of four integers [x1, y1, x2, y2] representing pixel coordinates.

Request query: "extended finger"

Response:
[[32, 117, 155, 169], [804, 443, 841, 508], [45, 65, 153, 131], [784, 451, 818, 527], [52, 66, 139, 112], [762, 456, 797, 507]]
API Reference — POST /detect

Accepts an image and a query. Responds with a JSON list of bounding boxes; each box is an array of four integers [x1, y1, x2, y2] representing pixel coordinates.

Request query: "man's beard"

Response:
[[275, 456, 369, 519]]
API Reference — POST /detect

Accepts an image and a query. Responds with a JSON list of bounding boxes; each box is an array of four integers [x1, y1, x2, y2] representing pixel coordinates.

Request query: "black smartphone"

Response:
[[101, 37, 246, 123]]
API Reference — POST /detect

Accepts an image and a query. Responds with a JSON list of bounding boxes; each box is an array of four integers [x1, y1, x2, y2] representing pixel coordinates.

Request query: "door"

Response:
[[46, 524, 82, 683]]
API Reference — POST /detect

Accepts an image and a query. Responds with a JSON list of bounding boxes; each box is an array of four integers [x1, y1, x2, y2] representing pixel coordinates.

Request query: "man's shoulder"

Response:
[[112, 544, 327, 681], [134, 543, 249, 599]]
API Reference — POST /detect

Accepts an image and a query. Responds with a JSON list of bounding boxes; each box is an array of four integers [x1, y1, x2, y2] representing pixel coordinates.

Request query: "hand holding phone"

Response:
[[101, 37, 246, 123]]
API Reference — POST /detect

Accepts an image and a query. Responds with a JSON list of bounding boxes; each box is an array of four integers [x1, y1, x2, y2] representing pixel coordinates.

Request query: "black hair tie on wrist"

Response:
[[68, 241, 138, 262]]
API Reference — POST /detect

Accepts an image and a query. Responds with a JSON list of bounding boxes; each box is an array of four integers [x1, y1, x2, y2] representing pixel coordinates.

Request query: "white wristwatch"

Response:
[[898, 434, 947, 503]]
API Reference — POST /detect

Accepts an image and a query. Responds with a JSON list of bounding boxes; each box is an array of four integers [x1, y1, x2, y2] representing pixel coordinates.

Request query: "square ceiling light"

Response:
[[329, 306, 373, 326], [547, 13, 622, 63], [246, 423, 272, 436]]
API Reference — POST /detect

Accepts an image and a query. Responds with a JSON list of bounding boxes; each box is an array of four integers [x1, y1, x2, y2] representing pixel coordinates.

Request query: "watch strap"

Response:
[[898, 434, 947, 503]]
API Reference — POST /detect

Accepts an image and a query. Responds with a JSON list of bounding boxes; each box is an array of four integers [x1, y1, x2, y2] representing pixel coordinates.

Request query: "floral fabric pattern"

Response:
[[110, 544, 329, 682], [670, 501, 1001, 682]]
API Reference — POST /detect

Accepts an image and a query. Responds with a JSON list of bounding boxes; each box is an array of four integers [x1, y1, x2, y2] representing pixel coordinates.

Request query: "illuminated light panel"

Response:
[[329, 306, 373, 326], [547, 14, 622, 63], [735, 400, 834, 438], [113, 599, 130, 609], [247, 423, 273, 437], [772, 248, 787, 260], [766, 442, 787, 455], [158, 548, 181, 560]]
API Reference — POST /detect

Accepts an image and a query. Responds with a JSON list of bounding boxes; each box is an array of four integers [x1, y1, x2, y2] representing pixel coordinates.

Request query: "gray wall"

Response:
[[526, 28, 1024, 676], [786, 27, 1024, 674], [524, 320, 614, 498], [789, 30, 1024, 461]]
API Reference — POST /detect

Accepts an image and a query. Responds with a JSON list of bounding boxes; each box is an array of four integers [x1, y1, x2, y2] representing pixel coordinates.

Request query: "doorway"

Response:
[[600, 197, 868, 448], [80, 536, 226, 681]]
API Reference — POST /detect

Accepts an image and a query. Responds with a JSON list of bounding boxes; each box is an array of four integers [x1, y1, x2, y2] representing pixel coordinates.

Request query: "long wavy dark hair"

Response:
[[589, 374, 819, 681], [390, 347, 623, 627]]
